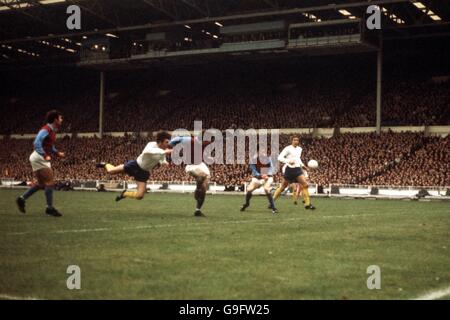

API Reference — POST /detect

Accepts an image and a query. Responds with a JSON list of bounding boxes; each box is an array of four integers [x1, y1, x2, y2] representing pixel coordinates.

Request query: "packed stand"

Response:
[[1, 132, 448, 188]]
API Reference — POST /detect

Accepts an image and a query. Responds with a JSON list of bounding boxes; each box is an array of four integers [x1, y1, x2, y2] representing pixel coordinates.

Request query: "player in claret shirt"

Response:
[[16, 110, 65, 217], [169, 134, 211, 217], [240, 146, 278, 214]]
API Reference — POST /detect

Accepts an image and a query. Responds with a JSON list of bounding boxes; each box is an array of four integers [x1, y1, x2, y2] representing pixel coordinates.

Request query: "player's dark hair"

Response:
[[156, 131, 171, 143], [45, 109, 63, 124], [290, 135, 300, 142]]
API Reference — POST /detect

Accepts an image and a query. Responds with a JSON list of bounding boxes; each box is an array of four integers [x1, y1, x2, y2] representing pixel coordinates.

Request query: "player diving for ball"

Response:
[[240, 146, 278, 214], [168, 134, 211, 217], [16, 110, 65, 217], [96, 131, 172, 201], [273, 135, 315, 210]]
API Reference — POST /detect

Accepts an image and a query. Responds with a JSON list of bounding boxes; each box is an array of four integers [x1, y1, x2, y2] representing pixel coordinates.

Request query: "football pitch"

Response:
[[0, 189, 449, 300]]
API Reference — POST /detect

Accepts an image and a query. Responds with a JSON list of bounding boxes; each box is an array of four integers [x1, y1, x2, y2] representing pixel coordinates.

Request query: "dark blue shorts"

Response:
[[284, 167, 303, 183], [124, 160, 150, 182]]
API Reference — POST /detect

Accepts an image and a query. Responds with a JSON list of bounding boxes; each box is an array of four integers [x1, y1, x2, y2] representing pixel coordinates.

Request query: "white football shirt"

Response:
[[136, 142, 167, 171], [278, 145, 303, 169]]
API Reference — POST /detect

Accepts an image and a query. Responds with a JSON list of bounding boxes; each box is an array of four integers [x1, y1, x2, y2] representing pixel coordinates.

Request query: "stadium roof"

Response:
[[0, 0, 449, 67]]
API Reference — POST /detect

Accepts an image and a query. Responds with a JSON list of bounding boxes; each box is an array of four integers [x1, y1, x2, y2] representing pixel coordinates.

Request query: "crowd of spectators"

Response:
[[1, 65, 448, 189], [1, 74, 448, 135], [1, 132, 448, 188], [366, 135, 449, 186]]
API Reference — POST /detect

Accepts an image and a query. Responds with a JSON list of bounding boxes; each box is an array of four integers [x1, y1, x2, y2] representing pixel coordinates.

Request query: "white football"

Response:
[[307, 159, 319, 169]]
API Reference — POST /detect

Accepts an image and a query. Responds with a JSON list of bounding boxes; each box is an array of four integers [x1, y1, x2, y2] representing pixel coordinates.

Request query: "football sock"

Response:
[[44, 186, 54, 208], [22, 184, 40, 200], [302, 186, 311, 206], [273, 186, 283, 200], [266, 193, 275, 209], [105, 163, 115, 172], [123, 191, 139, 199], [195, 189, 206, 210], [245, 191, 252, 205]]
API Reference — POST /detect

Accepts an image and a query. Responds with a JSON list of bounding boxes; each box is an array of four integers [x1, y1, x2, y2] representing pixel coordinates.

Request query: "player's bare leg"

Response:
[[297, 175, 315, 210], [116, 181, 146, 201], [194, 175, 208, 217]]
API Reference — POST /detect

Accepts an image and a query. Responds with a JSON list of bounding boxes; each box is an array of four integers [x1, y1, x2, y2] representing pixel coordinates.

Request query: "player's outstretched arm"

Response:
[[169, 136, 191, 147], [249, 163, 261, 178]]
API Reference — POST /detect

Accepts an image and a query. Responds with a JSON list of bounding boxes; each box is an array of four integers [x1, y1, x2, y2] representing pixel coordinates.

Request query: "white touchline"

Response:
[[412, 286, 450, 300], [6, 213, 378, 236], [0, 294, 43, 300]]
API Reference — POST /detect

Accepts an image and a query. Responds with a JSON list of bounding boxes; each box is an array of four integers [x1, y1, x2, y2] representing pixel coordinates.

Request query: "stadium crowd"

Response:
[[1, 75, 449, 134], [1, 62, 448, 189], [1, 132, 448, 188]]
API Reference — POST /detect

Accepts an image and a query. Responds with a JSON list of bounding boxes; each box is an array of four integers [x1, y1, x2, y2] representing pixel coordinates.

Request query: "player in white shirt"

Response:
[[96, 131, 172, 201], [273, 135, 315, 210], [286, 163, 309, 205]]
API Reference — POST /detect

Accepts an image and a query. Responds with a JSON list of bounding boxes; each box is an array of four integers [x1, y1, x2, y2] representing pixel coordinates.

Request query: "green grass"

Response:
[[0, 189, 449, 300]]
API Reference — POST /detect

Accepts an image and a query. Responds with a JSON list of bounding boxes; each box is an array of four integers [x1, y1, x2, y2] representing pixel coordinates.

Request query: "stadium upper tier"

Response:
[[1, 66, 449, 134]]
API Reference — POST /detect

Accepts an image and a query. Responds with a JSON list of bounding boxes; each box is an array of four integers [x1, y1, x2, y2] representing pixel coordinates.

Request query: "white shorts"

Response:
[[251, 177, 273, 189], [185, 162, 210, 178], [29, 150, 51, 172]]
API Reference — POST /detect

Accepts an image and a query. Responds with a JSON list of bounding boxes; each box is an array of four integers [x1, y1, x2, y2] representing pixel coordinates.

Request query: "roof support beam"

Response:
[[141, 0, 177, 20], [180, 0, 208, 17], [262, 0, 279, 9], [1, 0, 439, 45], [0, 0, 58, 28]]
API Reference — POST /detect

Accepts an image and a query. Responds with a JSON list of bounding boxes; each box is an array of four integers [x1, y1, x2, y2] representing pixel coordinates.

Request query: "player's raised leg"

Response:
[[96, 162, 125, 174], [273, 179, 289, 201], [17, 183, 41, 213]]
